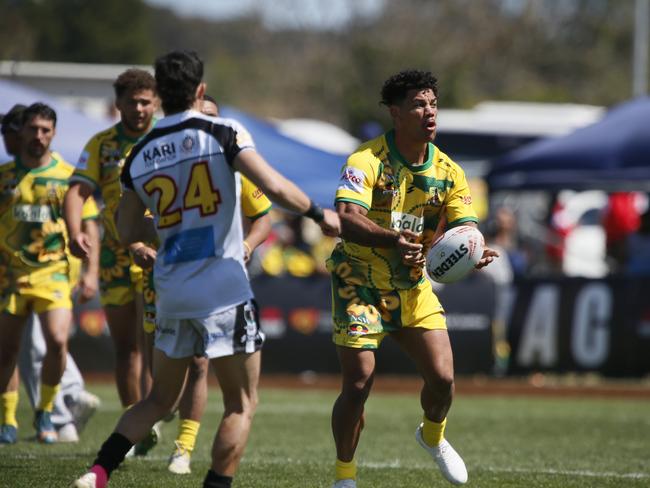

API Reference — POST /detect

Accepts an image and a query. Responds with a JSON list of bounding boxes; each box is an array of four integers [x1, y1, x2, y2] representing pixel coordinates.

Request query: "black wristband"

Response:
[[304, 201, 325, 223]]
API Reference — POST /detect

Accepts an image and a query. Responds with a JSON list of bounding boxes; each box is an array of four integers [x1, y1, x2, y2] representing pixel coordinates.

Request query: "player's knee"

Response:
[[429, 373, 454, 396], [342, 378, 372, 404]]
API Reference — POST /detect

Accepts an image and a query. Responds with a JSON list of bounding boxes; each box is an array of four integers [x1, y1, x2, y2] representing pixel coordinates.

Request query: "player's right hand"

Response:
[[397, 229, 424, 268], [130, 244, 157, 268], [319, 209, 341, 237], [69, 232, 92, 259]]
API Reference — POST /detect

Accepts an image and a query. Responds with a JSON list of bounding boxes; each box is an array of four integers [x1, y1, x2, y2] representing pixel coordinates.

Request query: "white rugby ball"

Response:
[[426, 226, 485, 284]]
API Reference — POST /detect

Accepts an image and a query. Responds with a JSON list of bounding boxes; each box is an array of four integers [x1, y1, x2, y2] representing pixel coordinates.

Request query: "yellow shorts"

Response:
[[99, 236, 143, 307], [331, 275, 446, 349], [142, 266, 156, 334], [1, 267, 72, 315]]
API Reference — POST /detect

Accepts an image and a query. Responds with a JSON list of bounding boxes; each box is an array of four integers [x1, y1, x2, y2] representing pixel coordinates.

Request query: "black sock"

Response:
[[92, 432, 133, 477], [203, 469, 233, 488]]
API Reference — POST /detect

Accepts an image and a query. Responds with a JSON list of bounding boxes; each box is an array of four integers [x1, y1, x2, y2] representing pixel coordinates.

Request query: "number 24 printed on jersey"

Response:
[[143, 161, 221, 228]]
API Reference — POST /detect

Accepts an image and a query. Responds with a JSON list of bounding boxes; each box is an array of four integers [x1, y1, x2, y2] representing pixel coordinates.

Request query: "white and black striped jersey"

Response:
[[121, 110, 255, 319]]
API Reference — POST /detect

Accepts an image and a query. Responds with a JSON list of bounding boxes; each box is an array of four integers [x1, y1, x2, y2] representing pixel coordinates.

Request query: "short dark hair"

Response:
[[23, 102, 57, 128], [1, 104, 27, 134], [380, 70, 438, 106], [155, 51, 203, 114], [113, 69, 156, 99], [203, 94, 217, 106]]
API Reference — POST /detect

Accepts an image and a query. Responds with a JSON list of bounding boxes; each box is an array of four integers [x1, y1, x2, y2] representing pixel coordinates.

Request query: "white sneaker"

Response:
[[69, 391, 101, 433], [70, 472, 97, 488], [415, 423, 468, 485], [167, 441, 191, 474], [332, 479, 357, 488], [57, 423, 79, 443]]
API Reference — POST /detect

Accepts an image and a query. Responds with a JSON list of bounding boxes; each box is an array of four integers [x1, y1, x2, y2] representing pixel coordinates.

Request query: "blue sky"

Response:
[[145, 0, 385, 30]]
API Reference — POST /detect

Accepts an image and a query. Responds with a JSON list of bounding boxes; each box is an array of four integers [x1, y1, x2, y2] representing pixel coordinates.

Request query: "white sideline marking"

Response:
[[20, 452, 646, 480]]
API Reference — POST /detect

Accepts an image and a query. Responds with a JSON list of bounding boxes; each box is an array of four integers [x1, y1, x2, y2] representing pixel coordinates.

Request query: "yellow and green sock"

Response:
[[176, 418, 201, 452], [38, 384, 60, 413], [1, 391, 19, 427], [335, 458, 357, 481], [422, 416, 447, 447]]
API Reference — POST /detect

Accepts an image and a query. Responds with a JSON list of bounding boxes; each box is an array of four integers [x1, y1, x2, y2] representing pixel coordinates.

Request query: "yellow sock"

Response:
[[422, 416, 447, 447], [335, 458, 357, 481], [176, 418, 201, 452], [1, 391, 19, 427], [38, 384, 60, 413]]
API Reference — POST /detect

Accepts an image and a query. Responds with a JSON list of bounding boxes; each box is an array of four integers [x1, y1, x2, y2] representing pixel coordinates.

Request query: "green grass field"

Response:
[[0, 383, 648, 487]]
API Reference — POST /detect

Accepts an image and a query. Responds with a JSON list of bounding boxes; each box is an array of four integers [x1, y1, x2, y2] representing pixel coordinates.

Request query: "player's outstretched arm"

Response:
[[234, 150, 340, 237], [64, 182, 94, 259], [115, 189, 158, 246]]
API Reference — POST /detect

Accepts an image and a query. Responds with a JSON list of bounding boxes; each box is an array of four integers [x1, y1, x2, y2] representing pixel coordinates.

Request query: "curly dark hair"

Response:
[[154, 51, 203, 114], [113, 69, 156, 99], [23, 102, 57, 128], [380, 70, 438, 106]]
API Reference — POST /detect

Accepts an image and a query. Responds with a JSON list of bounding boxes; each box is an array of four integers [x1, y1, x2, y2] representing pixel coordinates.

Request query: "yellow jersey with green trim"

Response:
[[241, 175, 271, 219], [328, 130, 478, 290], [0, 152, 99, 273], [70, 122, 151, 241]]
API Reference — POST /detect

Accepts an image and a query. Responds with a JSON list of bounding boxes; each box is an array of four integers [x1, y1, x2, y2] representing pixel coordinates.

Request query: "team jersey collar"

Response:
[[385, 129, 435, 172], [116, 120, 154, 143], [154, 110, 204, 128], [15, 154, 58, 174]]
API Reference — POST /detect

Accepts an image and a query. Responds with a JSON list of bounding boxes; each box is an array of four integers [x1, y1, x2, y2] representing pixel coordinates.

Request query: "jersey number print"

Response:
[[143, 161, 221, 228]]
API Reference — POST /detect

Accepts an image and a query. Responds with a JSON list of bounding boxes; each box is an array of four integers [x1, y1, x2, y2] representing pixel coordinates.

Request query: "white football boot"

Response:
[[415, 423, 468, 485]]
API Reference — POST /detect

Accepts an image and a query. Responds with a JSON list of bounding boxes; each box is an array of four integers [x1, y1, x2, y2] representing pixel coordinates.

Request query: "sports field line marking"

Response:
[[12, 452, 647, 480]]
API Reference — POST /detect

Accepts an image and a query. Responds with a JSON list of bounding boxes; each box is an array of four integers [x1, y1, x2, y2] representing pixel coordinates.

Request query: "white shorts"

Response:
[[155, 300, 264, 359]]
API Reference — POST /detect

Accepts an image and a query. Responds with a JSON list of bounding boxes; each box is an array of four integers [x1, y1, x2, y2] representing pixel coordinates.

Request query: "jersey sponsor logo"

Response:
[[462, 195, 472, 205], [143, 142, 177, 167], [251, 188, 265, 200], [430, 243, 469, 279], [391, 211, 424, 234], [12, 204, 52, 222], [77, 150, 90, 170], [180, 135, 198, 154], [337, 167, 365, 194]]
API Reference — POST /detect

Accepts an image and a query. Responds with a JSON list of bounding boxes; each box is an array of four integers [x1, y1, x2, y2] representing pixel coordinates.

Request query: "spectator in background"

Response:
[[602, 192, 644, 272], [624, 205, 650, 276], [484, 206, 527, 278]]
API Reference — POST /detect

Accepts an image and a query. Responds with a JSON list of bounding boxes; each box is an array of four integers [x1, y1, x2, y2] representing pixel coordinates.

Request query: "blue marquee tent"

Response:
[[487, 97, 650, 192], [220, 106, 346, 207]]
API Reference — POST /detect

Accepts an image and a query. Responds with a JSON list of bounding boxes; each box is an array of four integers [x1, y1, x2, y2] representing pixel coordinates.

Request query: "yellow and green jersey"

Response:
[[70, 122, 151, 241], [241, 175, 271, 220], [328, 130, 478, 290], [0, 152, 98, 275]]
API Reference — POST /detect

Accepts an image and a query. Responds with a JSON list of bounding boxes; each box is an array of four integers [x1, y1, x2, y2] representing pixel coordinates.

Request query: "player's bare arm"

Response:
[[234, 149, 340, 237], [64, 181, 94, 259], [78, 217, 100, 303], [115, 189, 158, 246], [336, 201, 422, 260], [243, 213, 271, 262]]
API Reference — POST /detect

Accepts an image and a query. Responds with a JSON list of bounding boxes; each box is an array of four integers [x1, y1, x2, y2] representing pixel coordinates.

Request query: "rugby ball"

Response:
[[426, 226, 485, 284]]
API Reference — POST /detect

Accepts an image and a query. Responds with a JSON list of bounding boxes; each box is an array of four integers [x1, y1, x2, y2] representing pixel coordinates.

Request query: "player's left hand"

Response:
[[475, 247, 500, 269], [319, 209, 341, 237], [69, 232, 92, 260], [78, 272, 99, 303]]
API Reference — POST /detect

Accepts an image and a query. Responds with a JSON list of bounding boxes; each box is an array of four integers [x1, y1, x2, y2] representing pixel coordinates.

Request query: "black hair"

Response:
[[22, 102, 57, 128], [154, 50, 203, 114], [113, 69, 156, 99], [0, 104, 27, 134], [380, 70, 438, 106], [203, 94, 217, 105]]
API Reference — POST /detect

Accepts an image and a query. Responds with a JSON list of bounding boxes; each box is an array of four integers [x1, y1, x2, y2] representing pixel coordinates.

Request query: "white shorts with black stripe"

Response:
[[155, 300, 264, 359]]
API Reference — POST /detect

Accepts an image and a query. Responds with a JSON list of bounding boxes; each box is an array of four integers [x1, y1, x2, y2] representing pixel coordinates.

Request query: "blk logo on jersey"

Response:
[[391, 211, 424, 234], [143, 142, 177, 166]]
